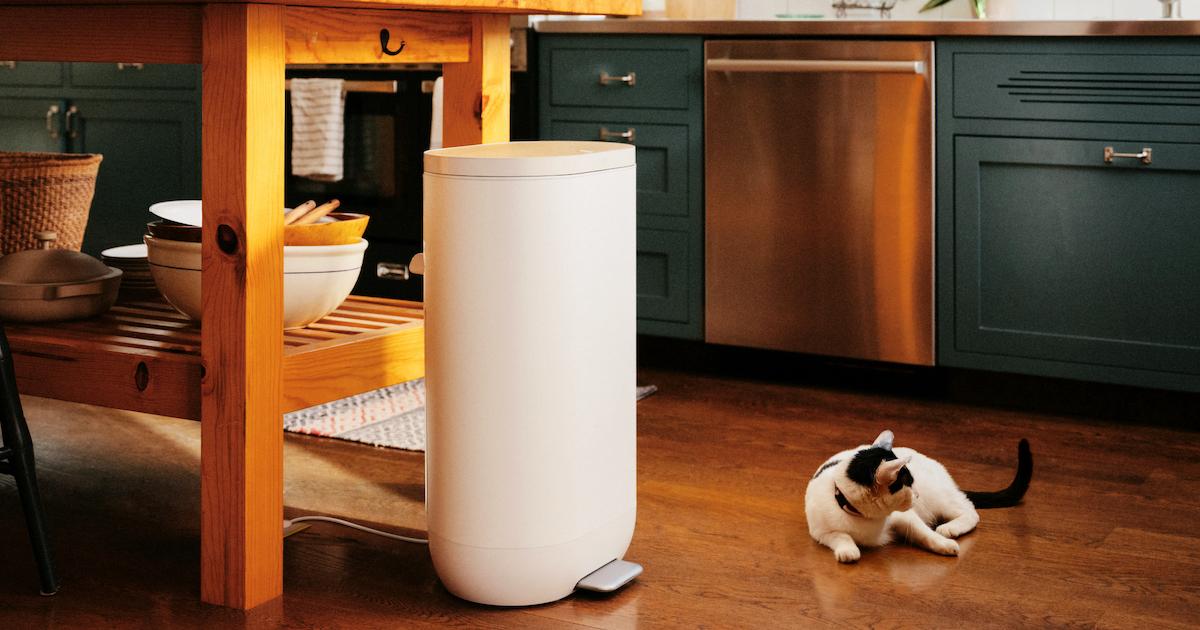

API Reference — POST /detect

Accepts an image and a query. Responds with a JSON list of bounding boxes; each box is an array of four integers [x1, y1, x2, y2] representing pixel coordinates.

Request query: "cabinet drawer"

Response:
[[0, 61, 63, 87], [950, 135, 1200, 376], [953, 51, 1200, 125], [637, 228, 690, 324], [545, 119, 690, 220], [549, 47, 691, 110], [70, 63, 198, 90]]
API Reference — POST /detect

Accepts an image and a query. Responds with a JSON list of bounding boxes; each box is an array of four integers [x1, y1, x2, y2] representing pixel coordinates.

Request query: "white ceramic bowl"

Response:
[[144, 235, 367, 329]]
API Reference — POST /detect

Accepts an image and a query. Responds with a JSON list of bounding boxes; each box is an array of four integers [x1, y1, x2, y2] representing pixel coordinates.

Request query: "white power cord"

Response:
[[284, 516, 428, 545]]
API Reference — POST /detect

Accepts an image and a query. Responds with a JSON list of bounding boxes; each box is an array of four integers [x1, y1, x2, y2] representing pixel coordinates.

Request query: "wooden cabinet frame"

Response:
[[0, 0, 636, 610]]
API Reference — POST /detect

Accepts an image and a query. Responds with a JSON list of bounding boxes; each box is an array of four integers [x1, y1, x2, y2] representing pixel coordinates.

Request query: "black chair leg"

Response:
[[0, 326, 58, 596]]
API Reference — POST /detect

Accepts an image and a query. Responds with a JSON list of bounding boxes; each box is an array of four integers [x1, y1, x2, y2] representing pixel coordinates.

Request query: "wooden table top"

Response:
[[0, 0, 640, 14]]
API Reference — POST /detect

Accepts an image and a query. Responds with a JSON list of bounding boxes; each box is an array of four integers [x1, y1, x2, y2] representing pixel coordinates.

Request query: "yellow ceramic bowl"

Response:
[[284, 212, 370, 246]]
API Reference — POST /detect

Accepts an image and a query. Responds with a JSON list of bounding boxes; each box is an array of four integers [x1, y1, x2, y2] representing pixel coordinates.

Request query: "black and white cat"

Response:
[[805, 430, 1032, 563]]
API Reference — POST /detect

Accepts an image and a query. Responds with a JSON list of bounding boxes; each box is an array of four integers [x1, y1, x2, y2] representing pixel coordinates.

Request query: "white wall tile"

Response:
[[734, 0, 1179, 19], [1108, 0, 1156, 17], [736, 0, 786, 18], [1054, 0, 1113, 18], [939, 0, 979, 18], [987, 0, 1055, 19]]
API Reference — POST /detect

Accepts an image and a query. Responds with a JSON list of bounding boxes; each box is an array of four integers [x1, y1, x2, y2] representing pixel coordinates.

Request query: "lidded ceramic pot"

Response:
[[0, 231, 122, 322]]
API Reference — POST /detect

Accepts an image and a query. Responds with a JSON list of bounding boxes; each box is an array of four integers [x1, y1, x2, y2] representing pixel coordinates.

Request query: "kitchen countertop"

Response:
[[535, 18, 1200, 37]]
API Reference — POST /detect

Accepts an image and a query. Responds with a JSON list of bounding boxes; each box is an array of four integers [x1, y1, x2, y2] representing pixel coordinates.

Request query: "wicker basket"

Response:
[[0, 152, 103, 254]]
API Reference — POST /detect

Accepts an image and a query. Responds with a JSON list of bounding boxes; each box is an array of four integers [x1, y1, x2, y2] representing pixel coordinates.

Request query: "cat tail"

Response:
[[965, 439, 1033, 509]]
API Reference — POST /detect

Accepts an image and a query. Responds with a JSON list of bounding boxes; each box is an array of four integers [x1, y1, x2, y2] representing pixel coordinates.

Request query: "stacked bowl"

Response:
[[100, 244, 156, 301], [144, 200, 370, 330]]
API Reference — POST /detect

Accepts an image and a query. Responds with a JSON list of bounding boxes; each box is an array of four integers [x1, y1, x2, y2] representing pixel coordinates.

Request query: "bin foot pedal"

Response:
[[576, 559, 643, 593]]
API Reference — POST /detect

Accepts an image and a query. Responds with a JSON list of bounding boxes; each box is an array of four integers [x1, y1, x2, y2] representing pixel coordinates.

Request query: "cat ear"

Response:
[[874, 456, 912, 487], [872, 430, 894, 450]]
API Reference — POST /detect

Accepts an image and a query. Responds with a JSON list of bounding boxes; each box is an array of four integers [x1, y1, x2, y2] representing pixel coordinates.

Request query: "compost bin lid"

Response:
[[424, 141, 635, 178]]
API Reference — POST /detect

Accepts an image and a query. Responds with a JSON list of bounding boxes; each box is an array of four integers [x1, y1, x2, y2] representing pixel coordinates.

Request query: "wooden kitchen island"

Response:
[[0, 0, 636, 610]]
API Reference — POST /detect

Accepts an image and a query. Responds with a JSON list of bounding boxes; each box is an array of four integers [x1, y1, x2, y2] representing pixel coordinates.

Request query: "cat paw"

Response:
[[931, 538, 960, 557], [834, 546, 861, 563], [936, 523, 963, 539]]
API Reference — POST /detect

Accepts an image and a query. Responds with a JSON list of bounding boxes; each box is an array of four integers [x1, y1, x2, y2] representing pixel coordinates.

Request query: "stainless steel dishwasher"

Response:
[[704, 40, 934, 365]]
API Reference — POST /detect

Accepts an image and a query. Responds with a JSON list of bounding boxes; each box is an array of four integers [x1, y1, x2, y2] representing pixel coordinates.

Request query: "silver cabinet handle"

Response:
[[116, 62, 144, 71], [706, 59, 926, 75], [599, 126, 635, 143], [65, 105, 79, 139], [377, 262, 411, 281], [45, 104, 60, 139], [1, 61, 15, 70], [599, 71, 636, 86], [1104, 146, 1152, 165]]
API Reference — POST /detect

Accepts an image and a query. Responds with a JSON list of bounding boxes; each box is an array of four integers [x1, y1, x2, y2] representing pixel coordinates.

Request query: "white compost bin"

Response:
[[422, 141, 637, 606]]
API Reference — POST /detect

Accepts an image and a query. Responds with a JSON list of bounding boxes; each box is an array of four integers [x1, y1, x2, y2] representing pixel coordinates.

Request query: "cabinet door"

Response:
[[70, 99, 200, 255], [0, 98, 68, 153], [949, 136, 1200, 379], [636, 228, 690, 323]]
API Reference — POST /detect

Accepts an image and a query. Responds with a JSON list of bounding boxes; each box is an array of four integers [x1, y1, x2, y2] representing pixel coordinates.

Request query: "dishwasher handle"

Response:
[[706, 58, 926, 75]]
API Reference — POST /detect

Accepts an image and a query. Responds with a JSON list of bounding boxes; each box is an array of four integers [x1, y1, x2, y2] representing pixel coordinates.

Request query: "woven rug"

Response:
[[283, 380, 658, 451]]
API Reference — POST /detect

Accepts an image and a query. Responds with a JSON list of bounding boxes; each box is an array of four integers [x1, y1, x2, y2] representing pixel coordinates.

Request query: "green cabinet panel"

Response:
[[938, 38, 1200, 393], [0, 98, 68, 153], [70, 63, 199, 90], [636, 228, 690, 325], [548, 46, 691, 110], [539, 34, 704, 340], [949, 136, 1200, 377], [0, 63, 202, 255], [72, 99, 200, 255], [953, 51, 1200, 126], [546, 119, 690, 220], [0, 62, 64, 87]]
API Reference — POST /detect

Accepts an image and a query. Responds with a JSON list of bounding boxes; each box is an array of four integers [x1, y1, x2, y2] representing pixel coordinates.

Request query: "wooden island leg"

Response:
[[199, 3, 286, 609], [442, 14, 511, 146]]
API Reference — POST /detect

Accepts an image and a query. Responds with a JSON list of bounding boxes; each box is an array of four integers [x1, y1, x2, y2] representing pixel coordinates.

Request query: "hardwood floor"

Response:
[[1, 364, 1197, 628]]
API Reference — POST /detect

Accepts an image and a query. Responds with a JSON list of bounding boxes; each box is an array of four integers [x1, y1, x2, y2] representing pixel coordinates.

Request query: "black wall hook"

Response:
[[380, 28, 406, 56]]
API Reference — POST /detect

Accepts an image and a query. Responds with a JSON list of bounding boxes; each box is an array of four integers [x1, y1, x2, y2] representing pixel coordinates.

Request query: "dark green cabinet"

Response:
[[0, 98, 68, 153], [938, 39, 1200, 392], [71, 99, 200, 253], [0, 61, 64, 87], [0, 63, 200, 256], [546, 119, 691, 220], [539, 35, 704, 339]]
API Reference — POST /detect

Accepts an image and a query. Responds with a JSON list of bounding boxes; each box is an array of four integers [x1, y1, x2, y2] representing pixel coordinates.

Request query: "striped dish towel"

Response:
[[290, 78, 345, 182], [429, 76, 444, 150]]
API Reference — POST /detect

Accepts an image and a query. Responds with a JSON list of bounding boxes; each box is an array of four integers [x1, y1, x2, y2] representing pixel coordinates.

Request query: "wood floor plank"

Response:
[[1, 364, 1197, 627]]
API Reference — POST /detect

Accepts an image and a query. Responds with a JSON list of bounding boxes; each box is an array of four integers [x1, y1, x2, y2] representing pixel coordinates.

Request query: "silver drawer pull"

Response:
[[116, 62, 145, 71], [45, 104, 60, 139], [599, 126, 635, 143], [377, 262, 411, 281], [1, 61, 15, 70], [599, 71, 636, 86], [706, 58, 926, 75], [65, 105, 79, 139], [1104, 146, 1152, 165]]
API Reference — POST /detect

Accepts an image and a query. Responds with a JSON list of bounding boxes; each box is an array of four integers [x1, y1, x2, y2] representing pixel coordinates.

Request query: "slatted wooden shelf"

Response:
[[6, 295, 425, 420]]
